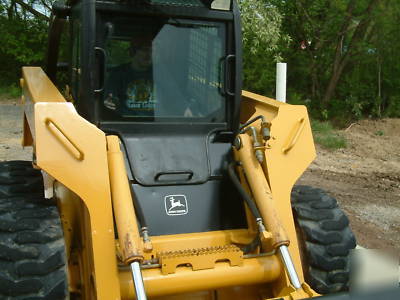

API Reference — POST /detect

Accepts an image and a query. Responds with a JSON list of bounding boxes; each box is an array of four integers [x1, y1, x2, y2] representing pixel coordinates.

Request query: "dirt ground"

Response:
[[0, 100, 31, 161], [297, 119, 400, 251], [1, 100, 399, 251]]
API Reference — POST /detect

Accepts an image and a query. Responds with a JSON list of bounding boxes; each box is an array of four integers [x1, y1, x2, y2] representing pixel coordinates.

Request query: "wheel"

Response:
[[291, 185, 356, 294], [0, 161, 68, 299]]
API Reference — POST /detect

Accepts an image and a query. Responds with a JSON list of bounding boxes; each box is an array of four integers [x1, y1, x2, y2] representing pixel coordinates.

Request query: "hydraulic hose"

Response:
[[228, 162, 263, 254], [228, 162, 261, 220], [241, 235, 260, 254], [129, 184, 147, 228], [129, 184, 152, 249], [238, 115, 265, 133]]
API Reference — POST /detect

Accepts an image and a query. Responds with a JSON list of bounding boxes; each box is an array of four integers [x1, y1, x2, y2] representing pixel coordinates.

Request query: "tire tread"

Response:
[[292, 185, 356, 294], [0, 161, 68, 299]]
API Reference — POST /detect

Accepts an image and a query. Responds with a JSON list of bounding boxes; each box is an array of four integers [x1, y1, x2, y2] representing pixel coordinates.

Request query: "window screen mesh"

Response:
[[102, 18, 226, 122], [188, 26, 222, 113]]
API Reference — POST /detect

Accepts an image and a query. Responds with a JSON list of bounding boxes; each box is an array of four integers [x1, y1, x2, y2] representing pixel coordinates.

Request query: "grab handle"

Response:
[[282, 118, 305, 154], [155, 170, 193, 182], [224, 54, 235, 97], [45, 118, 84, 161], [94, 47, 106, 93]]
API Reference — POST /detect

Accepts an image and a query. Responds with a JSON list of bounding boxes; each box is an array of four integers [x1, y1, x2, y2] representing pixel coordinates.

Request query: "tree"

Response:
[[239, 0, 289, 95], [322, 0, 381, 106], [270, 0, 400, 120], [0, 0, 51, 84]]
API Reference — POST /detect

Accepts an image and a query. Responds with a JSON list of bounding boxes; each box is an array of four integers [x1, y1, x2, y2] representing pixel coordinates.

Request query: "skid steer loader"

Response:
[[2, 0, 398, 299]]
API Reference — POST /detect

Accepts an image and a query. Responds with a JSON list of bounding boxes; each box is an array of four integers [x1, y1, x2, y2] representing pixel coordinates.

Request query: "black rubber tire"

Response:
[[291, 185, 356, 294], [0, 160, 68, 299]]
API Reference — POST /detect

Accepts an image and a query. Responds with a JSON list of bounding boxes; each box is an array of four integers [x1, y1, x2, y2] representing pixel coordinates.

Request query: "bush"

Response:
[[0, 84, 21, 100], [384, 95, 400, 118], [311, 120, 347, 150]]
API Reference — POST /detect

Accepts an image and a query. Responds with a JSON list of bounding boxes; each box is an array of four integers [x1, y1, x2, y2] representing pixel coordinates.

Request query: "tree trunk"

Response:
[[322, 60, 347, 106], [321, 0, 381, 107], [7, 0, 16, 19]]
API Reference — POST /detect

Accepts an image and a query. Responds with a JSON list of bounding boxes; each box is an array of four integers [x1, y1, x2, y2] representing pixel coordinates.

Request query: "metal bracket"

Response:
[[41, 171, 55, 199]]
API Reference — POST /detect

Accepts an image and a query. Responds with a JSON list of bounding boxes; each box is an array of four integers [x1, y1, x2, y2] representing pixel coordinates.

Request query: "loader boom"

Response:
[[21, 65, 320, 299], [6, 0, 381, 299]]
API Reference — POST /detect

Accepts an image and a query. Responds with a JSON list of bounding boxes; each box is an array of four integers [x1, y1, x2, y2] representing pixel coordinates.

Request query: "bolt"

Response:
[[255, 150, 264, 163], [233, 136, 242, 150]]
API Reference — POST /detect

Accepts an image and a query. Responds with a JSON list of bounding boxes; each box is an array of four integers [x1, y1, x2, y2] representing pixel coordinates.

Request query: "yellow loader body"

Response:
[[19, 67, 319, 299]]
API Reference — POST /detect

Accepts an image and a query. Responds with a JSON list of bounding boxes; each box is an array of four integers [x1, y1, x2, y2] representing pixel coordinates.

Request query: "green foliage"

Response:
[[240, 0, 285, 55], [311, 120, 347, 150], [0, 18, 48, 63], [0, 0, 399, 123], [0, 84, 21, 100], [239, 0, 290, 95], [385, 96, 400, 118], [0, 0, 51, 85], [268, 0, 400, 122]]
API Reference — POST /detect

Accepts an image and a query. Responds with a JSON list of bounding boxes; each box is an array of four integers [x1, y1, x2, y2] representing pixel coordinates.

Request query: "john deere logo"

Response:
[[164, 195, 188, 216]]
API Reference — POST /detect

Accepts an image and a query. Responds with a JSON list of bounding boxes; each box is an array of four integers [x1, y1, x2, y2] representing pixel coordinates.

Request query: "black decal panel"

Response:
[[133, 179, 247, 236]]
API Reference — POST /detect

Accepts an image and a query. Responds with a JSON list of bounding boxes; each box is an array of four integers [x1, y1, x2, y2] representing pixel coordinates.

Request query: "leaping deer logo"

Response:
[[165, 195, 188, 216], [168, 196, 185, 212]]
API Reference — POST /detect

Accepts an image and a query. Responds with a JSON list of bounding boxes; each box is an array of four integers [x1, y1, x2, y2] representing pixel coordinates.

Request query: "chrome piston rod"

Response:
[[279, 245, 302, 289], [130, 261, 147, 300]]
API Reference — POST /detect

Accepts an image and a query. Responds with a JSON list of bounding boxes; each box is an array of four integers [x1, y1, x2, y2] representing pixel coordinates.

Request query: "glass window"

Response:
[[102, 18, 226, 122]]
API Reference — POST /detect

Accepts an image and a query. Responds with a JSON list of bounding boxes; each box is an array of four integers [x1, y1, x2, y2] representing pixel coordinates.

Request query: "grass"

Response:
[[0, 84, 21, 100], [311, 119, 347, 150]]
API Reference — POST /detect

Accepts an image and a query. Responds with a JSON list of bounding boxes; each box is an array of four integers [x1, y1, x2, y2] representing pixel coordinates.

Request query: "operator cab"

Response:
[[49, 0, 246, 236], [101, 17, 226, 123]]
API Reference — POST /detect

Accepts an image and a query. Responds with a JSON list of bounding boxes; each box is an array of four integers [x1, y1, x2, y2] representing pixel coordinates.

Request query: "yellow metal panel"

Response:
[[22, 67, 65, 103], [239, 92, 316, 295], [264, 104, 316, 286], [119, 256, 281, 299], [152, 290, 215, 300], [242, 90, 285, 108], [21, 67, 65, 146], [107, 135, 144, 263], [266, 105, 316, 184], [240, 91, 281, 125], [236, 134, 289, 248], [22, 113, 33, 146], [34, 102, 120, 300]]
